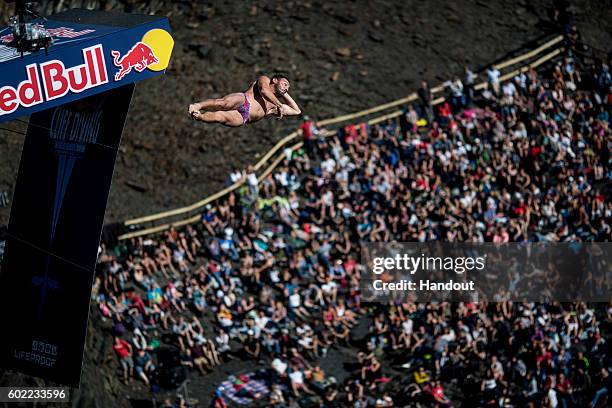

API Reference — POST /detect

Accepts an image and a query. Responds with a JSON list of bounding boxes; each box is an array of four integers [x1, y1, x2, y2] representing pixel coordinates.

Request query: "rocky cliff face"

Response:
[[0, 1, 611, 407], [1, 0, 611, 226]]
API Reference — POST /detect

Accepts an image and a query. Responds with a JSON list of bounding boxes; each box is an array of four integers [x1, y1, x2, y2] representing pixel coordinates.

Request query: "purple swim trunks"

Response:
[[237, 93, 250, 125]]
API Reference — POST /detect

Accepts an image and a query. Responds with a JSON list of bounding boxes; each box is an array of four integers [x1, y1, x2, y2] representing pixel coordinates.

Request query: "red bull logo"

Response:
[[109, 29, 174, 82], [111, 42, 159, 81]]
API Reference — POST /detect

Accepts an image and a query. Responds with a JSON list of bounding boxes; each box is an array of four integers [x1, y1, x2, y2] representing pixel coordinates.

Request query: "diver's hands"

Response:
[[268, 103, 283, 120]]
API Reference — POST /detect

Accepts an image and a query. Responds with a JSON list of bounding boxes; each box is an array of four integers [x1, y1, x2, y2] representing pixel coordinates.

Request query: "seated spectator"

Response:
[[190, 343, 209, 375], [414, 366, 431, 386], [430, 380, 453, 406], [180, 348, 194, 370], [243, 330, 261, 361], [591, 367, 610, 407], [262, 331, 280, 358], [204, 339, 221, 367], [215, 328, 232, 360], [133, 349, 155, 386], [375, 392, 394, 407], [306, 363, 326, 393], [289, 364, 315, 397], [361, 356, 382, 390], [269, 383, 285, 406], [271, 355, 289, 383]]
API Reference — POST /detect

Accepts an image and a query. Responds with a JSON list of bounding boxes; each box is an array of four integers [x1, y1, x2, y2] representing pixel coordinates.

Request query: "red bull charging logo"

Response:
[[110, 29, 174, 82], [111, 42, 158, 81]]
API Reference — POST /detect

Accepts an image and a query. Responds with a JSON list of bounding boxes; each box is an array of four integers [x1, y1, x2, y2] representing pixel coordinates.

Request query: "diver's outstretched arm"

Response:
[[279, 92, 302, 116]]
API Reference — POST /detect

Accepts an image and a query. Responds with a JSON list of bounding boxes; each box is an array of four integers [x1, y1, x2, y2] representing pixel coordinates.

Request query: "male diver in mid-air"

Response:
[[188, 74, 302, 127]]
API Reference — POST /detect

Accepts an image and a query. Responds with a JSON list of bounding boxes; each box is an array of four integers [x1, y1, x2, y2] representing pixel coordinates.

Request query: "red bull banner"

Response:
[[0, 84, 135, 387], [0, 9, 172, 387], [0, 9, 174, 123]]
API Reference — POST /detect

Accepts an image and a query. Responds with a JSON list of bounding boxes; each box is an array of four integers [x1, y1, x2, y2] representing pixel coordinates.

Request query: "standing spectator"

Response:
[[300, 116, 318, 160], [487, 66, 501, 95], [447, 76, 465, 112], [403, 104, 419, 135], [418, 80, 434, 123], [112, 337, 134, 384], [246, 165, 259, 198], [596, 64, 611, 96], [464, 65, 477, 106]]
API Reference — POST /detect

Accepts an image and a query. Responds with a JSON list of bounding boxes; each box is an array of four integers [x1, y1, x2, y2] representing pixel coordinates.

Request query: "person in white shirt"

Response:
[[502, 81, 517, 104], [288, 291, 310, 320], [254, 310, 270, 331], [547, 386, 558, 408], [289, 365, 315, 397], [215, 328, 231, 355], [487, 67, 501, 95], [271, 357, 288, 377], [447, 76, 465, 111], [321, 153, 336, 173], [321, 276, 338, 303]]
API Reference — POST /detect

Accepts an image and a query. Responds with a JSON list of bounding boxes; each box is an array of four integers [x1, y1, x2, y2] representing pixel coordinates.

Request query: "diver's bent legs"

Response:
[[192, 93, 245, 112], [193, 111, 244, 127]]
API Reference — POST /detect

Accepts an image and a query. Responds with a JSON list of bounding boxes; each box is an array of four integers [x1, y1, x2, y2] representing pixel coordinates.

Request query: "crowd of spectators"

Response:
[[95, 44, 610, 407]]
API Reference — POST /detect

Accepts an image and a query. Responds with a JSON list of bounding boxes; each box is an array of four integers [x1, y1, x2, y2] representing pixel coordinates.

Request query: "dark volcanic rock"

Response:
[[335, 46, 351, 57], [368, 30, 384, 43], [332, 12, 357, 24], [188, 43, 211, 59], [0, 0, 610, 227]]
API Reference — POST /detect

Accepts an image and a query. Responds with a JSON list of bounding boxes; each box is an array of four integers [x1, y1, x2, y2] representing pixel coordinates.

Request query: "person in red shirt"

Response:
[[344, 124, 358, 144], [300, 118, 315, 141], [437, 102, 452, 127], [536, 343, 553, 369], [113, 336, 134, 384], [431, 380, 453, 406], [300, 117, 318, 159], [555, 372, 572, 406]]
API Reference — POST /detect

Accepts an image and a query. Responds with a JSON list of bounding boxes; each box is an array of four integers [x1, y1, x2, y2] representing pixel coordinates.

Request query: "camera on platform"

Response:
[[6, 1, 53, 55]]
